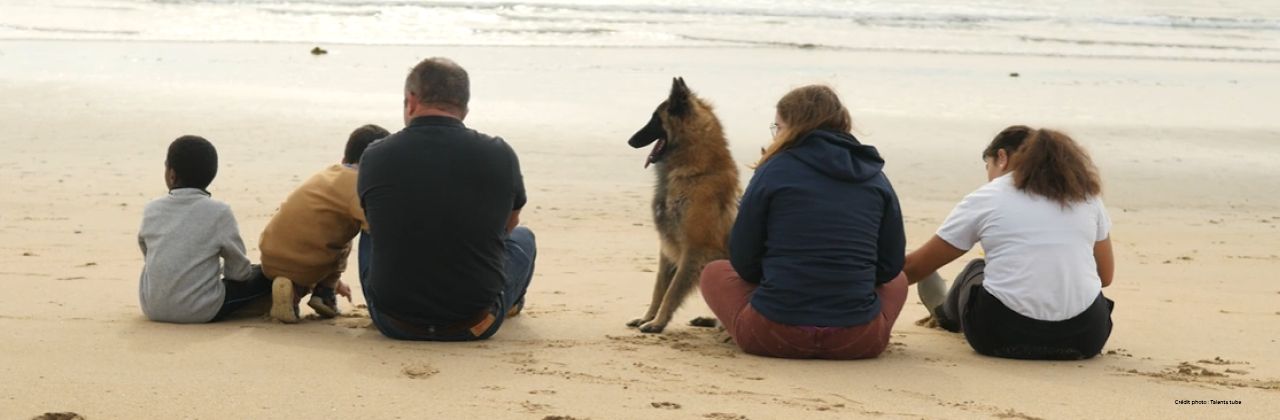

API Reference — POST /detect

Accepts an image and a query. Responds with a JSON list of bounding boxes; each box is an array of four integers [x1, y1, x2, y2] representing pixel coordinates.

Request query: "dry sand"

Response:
[[1, 41, 1278, 419]]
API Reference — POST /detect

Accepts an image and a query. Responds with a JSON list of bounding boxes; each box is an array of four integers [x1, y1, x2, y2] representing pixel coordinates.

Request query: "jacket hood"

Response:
[[785, 130, 885, 182]]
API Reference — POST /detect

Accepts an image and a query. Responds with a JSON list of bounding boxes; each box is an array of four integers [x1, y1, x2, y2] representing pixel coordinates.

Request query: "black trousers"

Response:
[[940, 259, 1115, 360]]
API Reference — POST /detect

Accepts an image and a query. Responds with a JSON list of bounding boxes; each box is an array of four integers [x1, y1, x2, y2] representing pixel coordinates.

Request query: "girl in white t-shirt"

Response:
[[905, 126, 1115, 360]]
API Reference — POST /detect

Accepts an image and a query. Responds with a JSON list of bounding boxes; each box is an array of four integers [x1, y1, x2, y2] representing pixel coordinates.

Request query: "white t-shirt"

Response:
[[936, 173, 1111, 321]]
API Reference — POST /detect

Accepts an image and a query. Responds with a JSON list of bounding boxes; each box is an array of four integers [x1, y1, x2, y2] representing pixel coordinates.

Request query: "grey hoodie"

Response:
[[137, 188, 252, 323]]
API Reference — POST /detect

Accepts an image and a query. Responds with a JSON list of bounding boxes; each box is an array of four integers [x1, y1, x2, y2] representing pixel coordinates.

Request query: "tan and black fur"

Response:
[[626, 78, 740, 333]]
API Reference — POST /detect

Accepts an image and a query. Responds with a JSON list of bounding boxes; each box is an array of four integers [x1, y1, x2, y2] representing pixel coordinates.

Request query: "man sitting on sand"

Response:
[[258, 124, 389, 323], [138, 135, 271, 323], [356, 57, 536, 341]]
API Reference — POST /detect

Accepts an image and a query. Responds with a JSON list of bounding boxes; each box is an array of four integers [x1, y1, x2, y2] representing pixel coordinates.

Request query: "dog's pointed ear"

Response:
[[668, 77, 691, 117]]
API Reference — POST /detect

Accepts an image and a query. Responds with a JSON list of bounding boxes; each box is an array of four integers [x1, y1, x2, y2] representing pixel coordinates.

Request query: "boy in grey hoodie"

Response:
[[137, 135, 270, 323]]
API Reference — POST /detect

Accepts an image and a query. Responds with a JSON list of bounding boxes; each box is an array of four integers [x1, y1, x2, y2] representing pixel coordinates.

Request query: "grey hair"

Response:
[[404, 57, 470, 114]]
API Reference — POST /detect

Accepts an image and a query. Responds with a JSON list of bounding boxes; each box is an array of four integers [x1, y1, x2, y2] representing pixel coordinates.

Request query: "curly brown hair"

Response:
[[1008, 129, 1102, 207]]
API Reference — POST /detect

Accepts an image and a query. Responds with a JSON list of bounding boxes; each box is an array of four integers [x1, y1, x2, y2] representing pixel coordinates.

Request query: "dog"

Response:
[[626, 78, 740, 333]]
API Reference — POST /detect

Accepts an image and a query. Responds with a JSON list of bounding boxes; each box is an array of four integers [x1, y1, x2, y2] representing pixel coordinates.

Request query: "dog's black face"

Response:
[[629, 111, 667, 168], [628, 111, 665, 149], [629, 77, 693, 168]]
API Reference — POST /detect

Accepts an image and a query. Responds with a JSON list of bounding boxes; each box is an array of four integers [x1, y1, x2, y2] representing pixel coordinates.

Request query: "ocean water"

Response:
[[1, 0, 1278, 62]]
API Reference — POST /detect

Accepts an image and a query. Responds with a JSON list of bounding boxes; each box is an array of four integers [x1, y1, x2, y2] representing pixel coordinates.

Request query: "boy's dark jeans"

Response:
[[356, 227, 536, 341], [211, 265, 272, 322]]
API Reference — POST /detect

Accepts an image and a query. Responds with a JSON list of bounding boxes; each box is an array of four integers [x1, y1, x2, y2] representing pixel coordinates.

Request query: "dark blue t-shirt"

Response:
[[729, 130, 905, 327], [357, 116, 526, 325]]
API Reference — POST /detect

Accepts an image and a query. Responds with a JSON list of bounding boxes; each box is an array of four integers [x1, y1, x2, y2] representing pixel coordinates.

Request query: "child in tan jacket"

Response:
[[259, 124, 389, 323]]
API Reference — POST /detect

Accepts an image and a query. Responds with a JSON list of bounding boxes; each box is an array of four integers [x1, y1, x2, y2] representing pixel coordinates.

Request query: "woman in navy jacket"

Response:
[[700, 85, 907, 359]]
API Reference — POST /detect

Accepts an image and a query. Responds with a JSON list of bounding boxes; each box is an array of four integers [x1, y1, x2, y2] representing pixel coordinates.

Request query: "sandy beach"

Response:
[[1, 41, 1278, 419]]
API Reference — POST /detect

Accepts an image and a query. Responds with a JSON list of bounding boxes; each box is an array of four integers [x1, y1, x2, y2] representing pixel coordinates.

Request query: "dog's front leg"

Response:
[[639, 253, 705, 334], [628, 253, 676, 328]]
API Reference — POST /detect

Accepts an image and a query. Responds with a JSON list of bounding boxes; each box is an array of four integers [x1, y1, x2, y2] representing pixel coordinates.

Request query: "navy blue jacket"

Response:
[[729, 130, 905, 327]]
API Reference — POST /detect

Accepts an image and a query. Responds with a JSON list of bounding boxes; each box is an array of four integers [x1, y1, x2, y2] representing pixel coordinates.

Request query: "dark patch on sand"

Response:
[[31, 414, 85, 420], [689, 316, 719, 328], [651, 402, 682, 409], [994, 409, 1045, 420]]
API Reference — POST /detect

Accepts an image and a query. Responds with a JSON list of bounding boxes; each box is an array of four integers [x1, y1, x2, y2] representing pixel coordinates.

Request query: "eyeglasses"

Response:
[[770, 123, 779, 138]]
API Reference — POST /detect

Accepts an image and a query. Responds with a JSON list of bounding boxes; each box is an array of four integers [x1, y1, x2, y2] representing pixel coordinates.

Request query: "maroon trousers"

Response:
[[699, 260, 908, 360]]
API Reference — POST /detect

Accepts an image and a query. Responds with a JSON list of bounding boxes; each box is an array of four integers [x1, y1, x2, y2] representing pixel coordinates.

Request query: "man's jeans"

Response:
[[357, 227, 536, 341]]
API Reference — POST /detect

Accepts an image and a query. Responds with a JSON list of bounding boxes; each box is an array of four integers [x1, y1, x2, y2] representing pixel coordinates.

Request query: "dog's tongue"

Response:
[[645, 138, 666, 168]]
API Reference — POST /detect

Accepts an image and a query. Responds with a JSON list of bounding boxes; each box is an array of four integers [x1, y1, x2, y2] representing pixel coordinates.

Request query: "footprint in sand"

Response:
[[1119, 361, 1279, 391], [914, 315, 941, 329], [1198, 357, 1247, 366], [522, 401, 553, 413], [401, 363, 439, 379], [327, 317, 371, 329], [1104, 348, 1133, 358], [994, 409, 1044, 420], [506, 352, 539, 366], [884, 341, 908, 355]]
